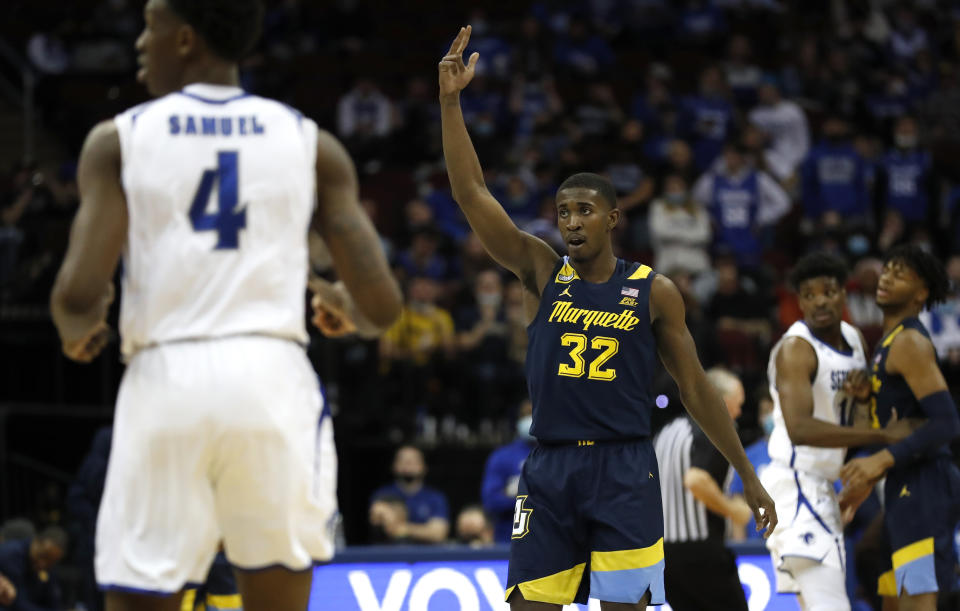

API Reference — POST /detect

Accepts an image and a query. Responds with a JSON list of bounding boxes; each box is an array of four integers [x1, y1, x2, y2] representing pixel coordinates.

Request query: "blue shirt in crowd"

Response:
[[481, 438, 534, 543], [679, 95, 734, 170], [880, 148, 931, 222], [371, 483, 450, 525], [801, 141, 870, 219]]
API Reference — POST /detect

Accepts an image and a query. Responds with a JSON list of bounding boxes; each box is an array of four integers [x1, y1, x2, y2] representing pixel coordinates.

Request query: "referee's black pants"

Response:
[[664, 539, 748, 611]]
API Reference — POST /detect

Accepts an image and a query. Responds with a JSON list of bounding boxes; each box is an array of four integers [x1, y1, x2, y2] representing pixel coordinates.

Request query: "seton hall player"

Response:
[[762, 253, 912, 611], [439, 26, 776, 610], [49, 1, 401, 610]]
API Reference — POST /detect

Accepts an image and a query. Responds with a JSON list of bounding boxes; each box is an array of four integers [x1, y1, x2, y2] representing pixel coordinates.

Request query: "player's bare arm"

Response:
[[777, 337, 909, 447], [313, 129, 401, 331], [650, 274, 777, 536], [439, 26, 558, 299], [50, 120, 127, 363], [841, 329, 955, 489]]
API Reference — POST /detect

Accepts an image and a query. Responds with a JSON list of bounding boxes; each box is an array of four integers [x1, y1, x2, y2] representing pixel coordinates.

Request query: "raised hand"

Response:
[[439, 26, 480, 100]]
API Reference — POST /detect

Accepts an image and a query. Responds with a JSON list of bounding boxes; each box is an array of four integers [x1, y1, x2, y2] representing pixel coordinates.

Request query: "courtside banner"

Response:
[[309, 546, 796, 610]]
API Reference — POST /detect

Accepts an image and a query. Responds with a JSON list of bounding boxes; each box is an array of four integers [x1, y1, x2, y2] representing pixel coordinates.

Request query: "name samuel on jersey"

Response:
[[168, 115, 266, 136]]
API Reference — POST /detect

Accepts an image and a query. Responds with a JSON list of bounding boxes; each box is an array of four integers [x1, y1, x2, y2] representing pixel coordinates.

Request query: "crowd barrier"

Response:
[[310, 542, 795, 611]]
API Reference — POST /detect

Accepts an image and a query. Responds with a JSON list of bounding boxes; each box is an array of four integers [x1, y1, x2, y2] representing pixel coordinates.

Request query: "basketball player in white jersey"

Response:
[[49, 1, 401, 610], [763, 253, 911, 610]]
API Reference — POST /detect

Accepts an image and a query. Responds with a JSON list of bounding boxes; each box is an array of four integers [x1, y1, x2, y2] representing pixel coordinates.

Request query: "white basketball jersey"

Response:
[[767, 320, 867, 480], [114, 83, 318, 356]]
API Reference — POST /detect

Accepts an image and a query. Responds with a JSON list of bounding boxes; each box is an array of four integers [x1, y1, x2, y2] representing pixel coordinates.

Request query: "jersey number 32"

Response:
[[189, 151, 247, 250]]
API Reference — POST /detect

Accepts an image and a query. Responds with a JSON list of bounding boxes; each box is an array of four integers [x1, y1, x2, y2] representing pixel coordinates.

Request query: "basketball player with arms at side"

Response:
[[438, 26, 777, 610], [763, 253, 914, 611], [842, 245, 960, 611], [49, 1, 401, 610]]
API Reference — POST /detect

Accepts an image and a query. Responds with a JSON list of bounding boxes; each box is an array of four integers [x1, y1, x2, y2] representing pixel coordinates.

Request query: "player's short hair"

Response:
[[167, 0, 264, 62], [37, 525, 69, 551], [883, 244, 949, 308], [557, 173, 618, 210], [789, 252, 848, 291]]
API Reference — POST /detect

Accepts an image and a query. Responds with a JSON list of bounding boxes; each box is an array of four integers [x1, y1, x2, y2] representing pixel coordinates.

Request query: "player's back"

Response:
[[113, 83, 317, 356], [767, 320, 866, 479]]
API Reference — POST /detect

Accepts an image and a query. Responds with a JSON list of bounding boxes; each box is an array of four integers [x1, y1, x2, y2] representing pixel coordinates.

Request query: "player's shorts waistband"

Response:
[[537, 436, 650, 447], [125, 332, 306, 360]]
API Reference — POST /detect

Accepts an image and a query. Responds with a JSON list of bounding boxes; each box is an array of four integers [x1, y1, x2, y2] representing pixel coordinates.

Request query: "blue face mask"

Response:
[[516, 416, 534, 440], [762, 414, 775, 436]]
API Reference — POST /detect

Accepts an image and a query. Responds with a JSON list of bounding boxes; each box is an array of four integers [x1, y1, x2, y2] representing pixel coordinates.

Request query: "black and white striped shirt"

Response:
[[654, 416, 732, 543]]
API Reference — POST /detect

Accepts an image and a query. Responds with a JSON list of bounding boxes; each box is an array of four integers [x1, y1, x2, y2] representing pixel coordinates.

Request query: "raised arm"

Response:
[[776, 337, 903, 447], [651, 274, 777, 536], [439, 26, 558, 293], [313, 129, 402, 331], [50, 120, 126, 362]]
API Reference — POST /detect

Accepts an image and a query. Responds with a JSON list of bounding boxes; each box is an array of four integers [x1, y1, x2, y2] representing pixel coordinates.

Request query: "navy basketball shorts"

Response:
[[505, 439, 665, 606], [877, 457, 960, 598]]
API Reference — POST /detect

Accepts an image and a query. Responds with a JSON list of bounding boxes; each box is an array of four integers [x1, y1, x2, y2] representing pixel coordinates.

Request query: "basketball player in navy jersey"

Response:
[[841, 245, 960, 611], [50, 1, 400, 610], [439, 26, 776, 610]]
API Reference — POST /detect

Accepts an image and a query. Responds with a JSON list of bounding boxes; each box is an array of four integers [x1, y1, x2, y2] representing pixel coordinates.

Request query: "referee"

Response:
[[654, 367, 752, 611]]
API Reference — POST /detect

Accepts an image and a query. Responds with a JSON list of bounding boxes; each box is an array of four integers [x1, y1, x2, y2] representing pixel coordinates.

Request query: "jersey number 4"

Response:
[[189, 151, 246, 249]]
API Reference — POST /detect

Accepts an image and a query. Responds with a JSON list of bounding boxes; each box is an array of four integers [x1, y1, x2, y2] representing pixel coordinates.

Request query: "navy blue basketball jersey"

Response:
[[871, 317, 951, 463], [526, 257, 658, 442]]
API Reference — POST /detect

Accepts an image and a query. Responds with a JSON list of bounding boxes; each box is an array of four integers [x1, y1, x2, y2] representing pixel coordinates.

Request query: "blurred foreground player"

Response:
[[439, 25, 776, 610], [49, 1, 401, 610], [842, 245, 960, 611]]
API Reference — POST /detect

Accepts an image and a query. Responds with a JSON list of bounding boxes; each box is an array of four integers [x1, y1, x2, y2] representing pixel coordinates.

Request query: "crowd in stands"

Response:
[[5, 0, 960, 608]]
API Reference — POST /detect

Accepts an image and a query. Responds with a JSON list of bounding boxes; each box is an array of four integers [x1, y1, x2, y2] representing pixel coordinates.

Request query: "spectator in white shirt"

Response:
[[649, 174, 712, 276], [748, 77, 810, 181]]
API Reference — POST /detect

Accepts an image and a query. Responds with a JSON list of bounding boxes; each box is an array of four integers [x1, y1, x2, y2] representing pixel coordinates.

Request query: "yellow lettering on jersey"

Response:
[[627, 264, 653, 280], [619, 296, 637, 307], [548, 301, 641, 332]]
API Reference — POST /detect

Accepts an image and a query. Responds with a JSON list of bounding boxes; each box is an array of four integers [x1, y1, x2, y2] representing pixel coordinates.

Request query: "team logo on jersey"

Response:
[[555, 261, 579, 284], [899, 485, 910, 498], [559, 286, 573, 298], [800, 532, 815, 545], [619, 296, 637, 307], [511, 496, 533, 539]]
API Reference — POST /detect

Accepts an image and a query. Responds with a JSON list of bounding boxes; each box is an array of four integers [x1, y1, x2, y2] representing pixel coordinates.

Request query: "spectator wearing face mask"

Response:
[[481, 399, 535, 543], [648, 173, 712, 276], [875, 115, 932, 249], [455, 269, 511, 431], [369, 445, 450, 544], [726, 388, 775, 541], [454, 505, 495, 548]]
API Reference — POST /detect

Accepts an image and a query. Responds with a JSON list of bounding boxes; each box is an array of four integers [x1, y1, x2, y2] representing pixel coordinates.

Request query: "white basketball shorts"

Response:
[[95, 335, 338, 594], [760, 462, 845, 593]]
